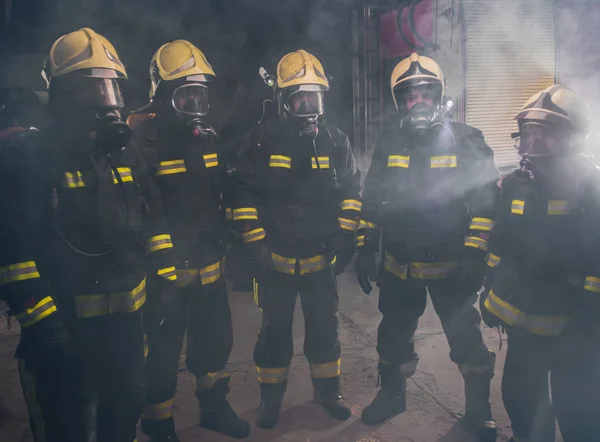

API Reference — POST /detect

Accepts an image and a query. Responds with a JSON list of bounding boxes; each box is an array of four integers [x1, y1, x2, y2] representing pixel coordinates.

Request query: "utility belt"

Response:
[[270, 252, 336, 276], [483, 288, 571, 337], [383, 251, 458, 281]]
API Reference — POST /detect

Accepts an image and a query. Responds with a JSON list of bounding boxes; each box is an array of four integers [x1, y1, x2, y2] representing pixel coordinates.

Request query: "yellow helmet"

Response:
[[43, 28, 127, 86], [390, 52, 444, 112], [149, 40, 215, 100], [276, 50, 329, 90]]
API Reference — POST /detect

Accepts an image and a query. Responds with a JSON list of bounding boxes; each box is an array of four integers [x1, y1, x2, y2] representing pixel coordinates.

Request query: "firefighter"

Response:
[[480, 85, 600, 442], [127, 40, 250, 441], [232, 49, 360, 429], [357, 53, 499, 440], [0, 28, 178, 442]]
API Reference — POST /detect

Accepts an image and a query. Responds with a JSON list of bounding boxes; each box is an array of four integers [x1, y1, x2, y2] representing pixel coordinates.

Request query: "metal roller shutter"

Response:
[[464, 0, 556, 175]]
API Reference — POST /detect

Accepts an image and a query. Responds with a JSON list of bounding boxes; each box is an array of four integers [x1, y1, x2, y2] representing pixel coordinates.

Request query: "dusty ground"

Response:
[[0, 270, 564, 442]]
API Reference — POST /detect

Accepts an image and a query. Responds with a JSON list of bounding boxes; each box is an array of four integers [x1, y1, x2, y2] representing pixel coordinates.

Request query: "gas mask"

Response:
[[280, 85, 325, 139], [395, 84, 443, 137], [160, 81, 214, 138]]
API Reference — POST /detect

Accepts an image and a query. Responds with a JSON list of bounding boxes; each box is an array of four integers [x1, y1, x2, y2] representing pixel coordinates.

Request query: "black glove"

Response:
[[333, 230, 355, 275], [356, 253, 378, 295], [478, 288, 502, 328], [246, 241, 274, 280], [18, 314, 80, 380], [454, 248, 487, 296]]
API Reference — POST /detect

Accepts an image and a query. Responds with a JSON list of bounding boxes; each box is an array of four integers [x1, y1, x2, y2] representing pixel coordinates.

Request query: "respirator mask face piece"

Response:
[[282, 85, 325, 139], [171, 83, 210, 117], [395, 83, 442, 136], [517, 120, 573, 160]]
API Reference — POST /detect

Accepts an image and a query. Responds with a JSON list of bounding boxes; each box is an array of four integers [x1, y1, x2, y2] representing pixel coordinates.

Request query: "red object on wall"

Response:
[[380, 0, 434, 59]]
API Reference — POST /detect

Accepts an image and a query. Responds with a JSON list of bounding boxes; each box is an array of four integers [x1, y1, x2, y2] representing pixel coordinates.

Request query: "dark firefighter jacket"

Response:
[[128, 114, 229, 283], [0, 128, 177, 331], [232, 119, 362, 270], [360, 122, 499, 279], [482, 155, 600, 337]]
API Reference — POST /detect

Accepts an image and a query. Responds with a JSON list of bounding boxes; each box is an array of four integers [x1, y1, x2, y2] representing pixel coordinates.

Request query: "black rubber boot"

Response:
[[459, 352, 498, 442], [255, 382, 287, 429], [312, 376, 351, 421], [196, 377, 250, 439], [141, 417, 180, 442], [361, 364, 407, 426]]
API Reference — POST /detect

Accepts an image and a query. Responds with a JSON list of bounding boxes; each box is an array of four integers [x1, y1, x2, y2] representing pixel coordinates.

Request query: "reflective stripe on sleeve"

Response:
[[233, 207, 258, 220], [486, 253, 501, 268], [311, 156, 330, 169], [203, 153, 219, 168], [469, 217, 496, 232], [340, 199, 363, 212], [142, 398, 175, 421], [269, 155, 292, 169], [310, 359, 341, 379], [225, 208, 233, 220], [199, 258, 226, 285], [242, 228, 266, 243], [338, 217, 359, 232], [358, 219, 377, 229], [157, 266, 177, 281], [148, 234, 174, 252], [0, 261, 41, 285], [584, 276, 600, 293], [15, 297, 57, 327], [356, 234, 365, 248], [465, 236, 489, 251], [257, 366, 290, 384], [156, 159, 187, 176]]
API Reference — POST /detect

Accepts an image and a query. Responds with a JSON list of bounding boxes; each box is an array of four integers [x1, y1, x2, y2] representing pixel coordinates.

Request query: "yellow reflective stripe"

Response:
[[548, 200, 569, 215], [196, 371, 230, 391], [112, 167, 134, 184], [257, 366, 290, 384], [18, 360, 46, 439], [486, 253, 501, 268], [312, 156, 330, 169], [271, 253, 297, 275], [233, 207, 259, 220], [299, 254, 331, 275], [75, 278, 147, 319], [387, 155, 410, 168], [357, 234, 365, 248], [358, 219, 377, 229], [15, 296, 57, 327], [199, 258, 225, 285], [242, 228, 266, 243], [63, 170, 87, 188], [310, 359, 341, 379], [338, 217, 359, 232], [203, 153, 219, 168], [148, 234, 174, 252], [465, 236, 489, 251], [584, 276, 600, 293], [511, 200, 525, 215], [484, 289, 570, 336], [410, 261, 458, 280], [156, 159, 187, 176], [157, 266, 177, 281], [384, 252, 408, 280], [269, 155, 292, 169], [430, 155, 457, 168], [469, 217, 496, 232], [0, 261, 41, 284], [340, 199, 363, 212], [225, 208, 233, 220], [142, 398, 175, 421]]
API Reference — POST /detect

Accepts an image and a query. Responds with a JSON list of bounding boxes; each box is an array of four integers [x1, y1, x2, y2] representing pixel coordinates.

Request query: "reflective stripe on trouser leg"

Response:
[[18, 360, 46, 441], [379, 357, 418, 377], [257, 366, 290, 384], [142, 398, 175, 421], [195, 372, 230, 392], [310, 359, 341, 379]]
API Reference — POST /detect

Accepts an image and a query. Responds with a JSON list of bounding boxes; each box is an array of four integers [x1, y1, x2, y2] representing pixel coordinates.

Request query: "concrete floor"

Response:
[[0, 269, 565, 442]]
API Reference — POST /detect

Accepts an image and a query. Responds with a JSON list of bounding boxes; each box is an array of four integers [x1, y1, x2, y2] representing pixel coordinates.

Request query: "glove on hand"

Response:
[[454, 248, 487, 296], [333, 229, 355, 275], [246, 241, 274, 280]]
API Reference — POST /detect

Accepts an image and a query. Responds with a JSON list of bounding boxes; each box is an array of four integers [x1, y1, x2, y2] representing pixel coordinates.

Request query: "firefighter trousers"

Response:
[[502, 327, 600, 442], [141, 277, 233, 437], [376, 268, 490, 372], [18, 310, 146, 442], [254, 267, 342, 385]]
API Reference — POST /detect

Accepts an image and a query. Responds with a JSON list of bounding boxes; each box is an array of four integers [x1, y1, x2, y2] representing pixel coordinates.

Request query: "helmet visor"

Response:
[[285, 86, 324, 117], [57, 77, 124, 109], [171, 83, 210, 117]]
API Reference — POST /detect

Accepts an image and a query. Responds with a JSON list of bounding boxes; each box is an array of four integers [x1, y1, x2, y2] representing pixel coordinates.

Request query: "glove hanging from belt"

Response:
[[356, 228, 381, 295], [453, 248, 487, 296], [333, 229, 356, 275]]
